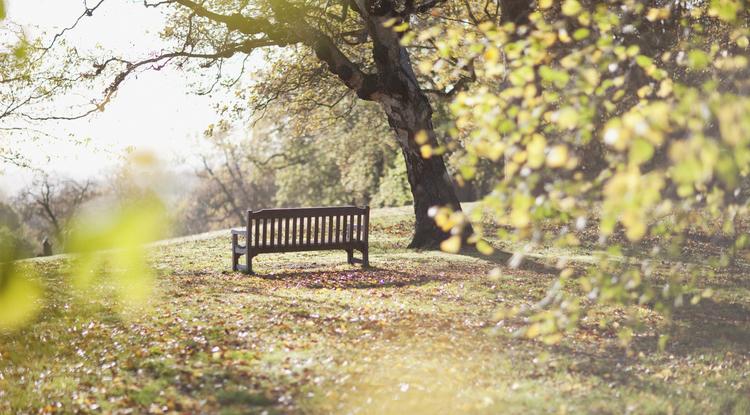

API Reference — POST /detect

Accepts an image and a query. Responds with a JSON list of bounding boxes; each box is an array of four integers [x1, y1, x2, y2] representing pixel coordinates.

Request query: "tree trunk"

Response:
[[400, 142, 464, 248], [350, 2, 471, 249], [377, 97, 465, 248]]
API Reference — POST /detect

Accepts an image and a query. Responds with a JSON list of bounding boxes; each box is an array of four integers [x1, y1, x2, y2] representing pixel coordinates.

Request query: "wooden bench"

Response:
[[231, 206, 369, 274]]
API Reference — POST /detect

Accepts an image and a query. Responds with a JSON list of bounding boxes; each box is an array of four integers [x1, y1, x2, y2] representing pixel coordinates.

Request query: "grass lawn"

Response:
[[1, 205, 749, 414]]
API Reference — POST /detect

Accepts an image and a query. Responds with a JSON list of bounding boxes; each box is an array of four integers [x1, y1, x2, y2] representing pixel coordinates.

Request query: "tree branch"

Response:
[[36, 0, 107, 62], [24, 39, 275, 121]]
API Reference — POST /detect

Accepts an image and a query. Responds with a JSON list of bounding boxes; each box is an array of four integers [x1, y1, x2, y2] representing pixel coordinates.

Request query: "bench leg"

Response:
[[232, 234, 240, 272], [247, 255, 253, 275], [362, 248, 369, 268], [347, 249, 354, 265]]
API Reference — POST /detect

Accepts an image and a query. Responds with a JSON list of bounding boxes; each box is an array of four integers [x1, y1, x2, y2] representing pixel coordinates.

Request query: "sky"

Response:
[[0, 0, 262, 195]]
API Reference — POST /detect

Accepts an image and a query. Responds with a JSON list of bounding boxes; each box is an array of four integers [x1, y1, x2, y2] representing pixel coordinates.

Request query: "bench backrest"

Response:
[[245, 206, 369, 252]]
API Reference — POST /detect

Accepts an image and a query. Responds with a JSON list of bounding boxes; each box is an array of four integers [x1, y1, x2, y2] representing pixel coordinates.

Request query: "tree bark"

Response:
[[352, 2, 470, 248], [378, 97, 465, 248]]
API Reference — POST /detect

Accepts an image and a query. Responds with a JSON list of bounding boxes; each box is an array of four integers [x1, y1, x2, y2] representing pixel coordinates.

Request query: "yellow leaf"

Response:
[[382, 18, 398, 28], [526, 323, 541, 338], [129, 149, 159, 167], [393, 22, 410, 32], [541, 333, 563, 345], [558, 29, 572, 43], [512, 150, 528, 164], [414, 130, 429, 145], [484, 47, 500, 63], [646, 7, 670, 21], [510, 194, 533, 228], [527, 134, 547, 168], [657, 79, 673, 97], [487, 142, 506, 162], [637, 85, 653, 98], [561, 0, 582, 16], [476, 239, 494, 255], [555, 107, 579, 130], [420, 144, 433, 159], [546, 145, 569, 168], [440, 235, 462, 254]]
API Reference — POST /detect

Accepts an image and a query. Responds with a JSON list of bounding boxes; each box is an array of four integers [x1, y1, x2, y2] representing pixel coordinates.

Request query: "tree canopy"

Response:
[[420, 0, 750, 342]]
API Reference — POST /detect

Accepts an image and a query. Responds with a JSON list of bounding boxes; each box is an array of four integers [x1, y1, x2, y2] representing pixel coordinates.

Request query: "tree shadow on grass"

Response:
[[255, 267, 454, 290], [535, 301, 750, 407], [544, 297, 750, 392], [455, 246, 561, 276], [633, 298, 750, 358]]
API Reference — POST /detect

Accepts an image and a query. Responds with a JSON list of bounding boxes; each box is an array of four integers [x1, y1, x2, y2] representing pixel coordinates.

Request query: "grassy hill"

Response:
[[1, 205, 749, 414]]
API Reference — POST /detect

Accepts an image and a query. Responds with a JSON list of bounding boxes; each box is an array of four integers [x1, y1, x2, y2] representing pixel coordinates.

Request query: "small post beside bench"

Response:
[[231, 206, 369, 274]]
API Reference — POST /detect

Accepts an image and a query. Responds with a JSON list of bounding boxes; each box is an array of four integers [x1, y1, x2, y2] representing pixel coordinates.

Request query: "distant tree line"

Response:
[[2, 96, 499, 257]]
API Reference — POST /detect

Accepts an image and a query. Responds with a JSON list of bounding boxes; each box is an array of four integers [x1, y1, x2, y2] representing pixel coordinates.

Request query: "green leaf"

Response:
[[509, 66, 535, 86], [459, 164, 476, 180], [658, 334, 670, 352], [687, 50, 710, 70], [0, 266, 41, 330], [555, 107, 579, 130], [629, 138, 654, 165], [0, 0, 5, 20], [539, 65, 570, 88], [573, 28, 590, 41], [561, 0, 582, 16], [476, 239, 494, 255], [68, 196, 169, 309], [709, 0, 739, 22], [527, 134, 547, 168], [635, 55, 654, 68]]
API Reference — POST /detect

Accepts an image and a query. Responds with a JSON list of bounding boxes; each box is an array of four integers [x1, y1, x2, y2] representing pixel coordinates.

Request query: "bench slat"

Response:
[[349, 214, 355, 242], [252, 242, 365, 254], [250, 206, 366, 218], [356, 214, 362, 242], [292, 216, 297, 246], [344, 215, 349, 242], [254, 218, 260, 247], [284, 217, 290, 246], [328, 215, 333, 244], [269, 217, 275, 247], [298, 217, 302, 246], [314, 216, 319, 245], [306, 216, 312, 246], [277, 217, 282, 246], [263, 219, 268, 246], [336, 215, 341, 243]]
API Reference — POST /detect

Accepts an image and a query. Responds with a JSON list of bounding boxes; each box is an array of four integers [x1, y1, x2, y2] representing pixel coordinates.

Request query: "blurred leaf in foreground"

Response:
[[66, 194, 169, 311], [0, 238, 41, 331]]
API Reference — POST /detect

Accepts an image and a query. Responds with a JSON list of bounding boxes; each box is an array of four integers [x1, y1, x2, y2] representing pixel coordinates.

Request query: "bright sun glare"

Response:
[[0, 0, 259, 194]]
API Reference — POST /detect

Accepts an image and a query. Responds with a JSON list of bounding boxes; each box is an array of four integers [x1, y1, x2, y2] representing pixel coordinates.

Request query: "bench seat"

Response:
[[231, 206, 369, 274]]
